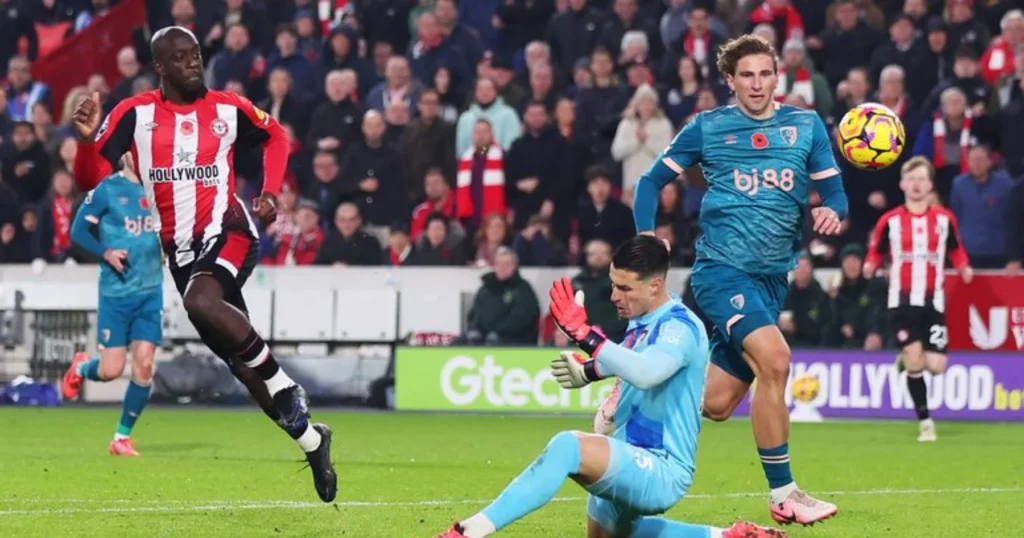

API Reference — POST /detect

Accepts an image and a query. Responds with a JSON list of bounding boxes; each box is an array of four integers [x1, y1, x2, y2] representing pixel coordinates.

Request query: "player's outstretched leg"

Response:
[[903, 342, 935, 442], [108, 341, 156, 456], [631, 518, 787, 538], [742, 328, 837, 526], [182, 275, 336, 502]]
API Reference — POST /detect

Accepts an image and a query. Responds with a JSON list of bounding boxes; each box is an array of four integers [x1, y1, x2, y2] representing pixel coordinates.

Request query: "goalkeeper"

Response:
[[435, 236, 786, 538]]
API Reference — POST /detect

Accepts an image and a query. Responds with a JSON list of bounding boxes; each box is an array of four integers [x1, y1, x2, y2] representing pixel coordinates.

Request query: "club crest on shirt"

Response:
[[730, 294, 745, 310], [780, 126, 798, 146], [211, 118, 229, 138]]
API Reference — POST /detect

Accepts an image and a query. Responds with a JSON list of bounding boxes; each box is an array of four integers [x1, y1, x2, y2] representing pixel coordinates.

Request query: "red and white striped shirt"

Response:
[[73, 89, 288, 267], [865, 205, 970, 312]]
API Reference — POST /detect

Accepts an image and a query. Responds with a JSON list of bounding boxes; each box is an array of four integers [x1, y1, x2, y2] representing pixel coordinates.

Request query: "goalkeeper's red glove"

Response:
[[548, 277, 607, 371]]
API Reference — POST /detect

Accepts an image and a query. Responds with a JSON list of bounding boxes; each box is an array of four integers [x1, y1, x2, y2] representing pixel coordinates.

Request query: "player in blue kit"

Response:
[[632, 35, 847, 525], [62, 155, 163, 456], [435, 236, 785, 538]]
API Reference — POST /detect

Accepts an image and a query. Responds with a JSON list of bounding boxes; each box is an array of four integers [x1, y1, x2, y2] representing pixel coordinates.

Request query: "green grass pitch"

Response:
[[1, 408, 1021, 537]]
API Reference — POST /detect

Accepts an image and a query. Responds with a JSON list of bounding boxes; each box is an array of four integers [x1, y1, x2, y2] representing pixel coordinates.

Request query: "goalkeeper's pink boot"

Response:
[[724, 520, 788, 537], [769, 489, 837, 525], [434, 523, 468, 538]]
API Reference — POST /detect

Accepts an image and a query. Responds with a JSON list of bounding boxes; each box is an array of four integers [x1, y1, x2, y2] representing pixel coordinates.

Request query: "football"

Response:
[[791, 373, 821, 403], [836, 102, 906, 170]]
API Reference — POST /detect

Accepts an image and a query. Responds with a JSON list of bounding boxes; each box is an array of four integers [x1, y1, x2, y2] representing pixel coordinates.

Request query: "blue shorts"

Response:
[[96, 288, 164, 348], [586, 437, 692, 535], [689, 260, 788, 384]]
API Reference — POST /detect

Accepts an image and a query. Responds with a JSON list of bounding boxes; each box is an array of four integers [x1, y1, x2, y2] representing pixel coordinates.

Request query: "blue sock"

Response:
[[77, 358, 102, 381], [758, 443, 794, 489], [479, 431, 581, 531], [115, 380, 152, 438], [631, 517, 713, 538]]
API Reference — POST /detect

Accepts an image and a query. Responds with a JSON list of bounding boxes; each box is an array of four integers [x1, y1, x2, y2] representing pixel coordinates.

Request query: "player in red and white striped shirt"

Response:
[[71, 27, 336, 501], [863, 156, 974, 442]]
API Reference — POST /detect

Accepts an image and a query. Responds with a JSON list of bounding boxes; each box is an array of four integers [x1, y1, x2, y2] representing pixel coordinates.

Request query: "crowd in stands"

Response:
[[2, 0, 1024, 346]]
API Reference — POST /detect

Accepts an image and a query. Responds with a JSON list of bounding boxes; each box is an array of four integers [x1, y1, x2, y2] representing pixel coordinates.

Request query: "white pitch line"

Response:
[[0, 487, 1020, 516]]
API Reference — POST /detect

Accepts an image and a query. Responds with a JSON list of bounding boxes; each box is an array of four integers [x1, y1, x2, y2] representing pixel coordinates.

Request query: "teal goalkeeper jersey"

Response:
[[659, 105, 840, 275], [609, 298, 709, 476], [76, 174, 163, 297]]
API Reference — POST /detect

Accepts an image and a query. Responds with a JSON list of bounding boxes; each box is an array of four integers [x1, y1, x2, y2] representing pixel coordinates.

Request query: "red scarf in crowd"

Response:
[[51, 195, 73, 257], [776, 66, 813, 106], [410, 194, 456, 240], [456, 145, 506, 219], [683, 31, 710, 67], [388, 244, 413, 266], [932, 112, 972, 172], [749, 2, 805, 42]]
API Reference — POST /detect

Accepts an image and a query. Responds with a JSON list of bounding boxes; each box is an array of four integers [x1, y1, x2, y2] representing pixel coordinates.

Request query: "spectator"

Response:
[[221, 0, 268, 52], [664, 6, 724, 84], [513, 215, 567, 266], [996, 52, 1024, 177], [465, 247, 540, 345], [74, 0, 111, 33], [30, 102, 59, 155], [875, 65, 919, 147], [399, 88, 457, 201], [410, 167, 465, 244], [305, 150, 344, 229], [268, 24, 314, 98], [945, 0, 990, 57], [459, 0, 501, 51], [359, 0, 412, 52], [0, 0, 37, 68], [494, 3, 556, 58], [456, 77, 522, 157], [921, 47, 990, 117], [553, 97, 593, 198], [663, 56, 703, 127], [314, 203, 383, 266], [411, 213, 466, 266], [367, 56, 423, 117], [950, 145, 1016, 269], [0, 86, 10, 142], [384, 223, 416, 266], [168, 0, 219, 61], [260, 68, 310, 143], [456, 119, 508, 232], [1, 121, 51, 204], [260, 180, 299, 258], [868, 13, 924, 86], [902, 0, 929, 34], [777, 39, 832, 120], [523, 61, 562, 113], [612, 84, 674, 198], [434, 0, 484, 67], [571, 239, 628, 341], [409, 10, 474, 103], [505, 102, 573, 238], [819, 0, 885, 89], [34, 168, 78, 264], [575, 48, 631, 169], [306, 69, 364, 158], [317, 26, 377, 100], [0, 205, 36, 263], [980, 10, 1024, 86], [780, 253, 831, 347], [913, 87, 977, 199], [827, 244, 885, 350], [906, 17, 953, 106], [487, 55, 529, 112], [106, 47, 145, 111], [4, 56, 51, 122], [516, 41, 568, 92], [747, 0, 805, 53], [0, 170, 19, 225], [472, 212, 511, 268], [600, 0, 662, 64], [432, 66, 462, 122], [54, 136, 76, 174], [264, 199, 325, 266], [293, 11, 321, 62], [339, 110, 405, 235], [653, 217, 685, 265], [577, 166, 635, 262], [656, 179, 698, 264], [830, 67, 871, 128], [209, 23, 267, 100], [545, 0, 605, 74]]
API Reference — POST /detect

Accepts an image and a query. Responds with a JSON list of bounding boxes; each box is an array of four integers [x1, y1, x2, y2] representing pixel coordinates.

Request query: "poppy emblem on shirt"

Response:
[[139, 197, 150, 210], [180, 121, 195, 136], [751, 132, 769, 149], [211, 118, 229, 138]]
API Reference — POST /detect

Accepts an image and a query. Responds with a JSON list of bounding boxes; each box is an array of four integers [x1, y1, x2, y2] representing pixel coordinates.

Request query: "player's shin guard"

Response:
[[468, 431, 582, 536], [631, 517, 717, 538], [235, 328, 295, 396], [79, 357, 102, 381], [115, 379, 151, 439], [906, 371, 930, 420]]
